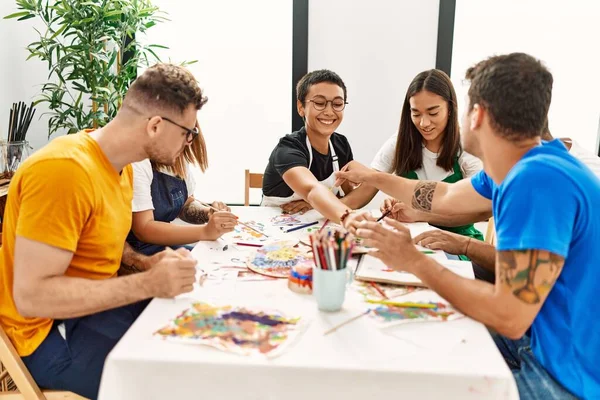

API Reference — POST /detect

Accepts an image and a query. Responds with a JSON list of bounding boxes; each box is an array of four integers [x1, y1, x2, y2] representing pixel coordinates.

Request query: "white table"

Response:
[[98, 207, 518, 400]]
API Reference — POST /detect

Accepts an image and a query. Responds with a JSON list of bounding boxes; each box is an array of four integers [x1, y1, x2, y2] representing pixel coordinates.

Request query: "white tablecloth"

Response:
[[98, 207, 518, 400]]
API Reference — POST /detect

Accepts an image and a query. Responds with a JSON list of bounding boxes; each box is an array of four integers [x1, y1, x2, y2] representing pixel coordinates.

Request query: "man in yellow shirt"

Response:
[[0, 64, 204, 399]]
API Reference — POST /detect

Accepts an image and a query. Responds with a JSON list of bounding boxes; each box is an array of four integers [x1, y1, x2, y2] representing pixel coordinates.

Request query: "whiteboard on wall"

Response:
[[142, 0, 293, 205], [451, 0, 600, 152], [308, 0, 440, 209]]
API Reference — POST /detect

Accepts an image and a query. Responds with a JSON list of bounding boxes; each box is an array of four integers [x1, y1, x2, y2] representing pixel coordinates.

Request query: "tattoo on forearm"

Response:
[[119, 243, 148, 276], [498, 250, 564, 304], [180, 202, 210, 224], [411, 181, 438, 212]]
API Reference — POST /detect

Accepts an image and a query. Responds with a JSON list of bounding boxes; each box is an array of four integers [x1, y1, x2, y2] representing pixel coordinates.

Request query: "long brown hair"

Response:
[[152, 124, 209, 178], [392, 69, 461, 176]]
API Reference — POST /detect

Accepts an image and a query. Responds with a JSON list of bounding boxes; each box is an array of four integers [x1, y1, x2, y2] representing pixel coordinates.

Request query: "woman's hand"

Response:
[[208, 200, 230, 216], [203, 211, 237, 240], [334, 161, 375, 188]]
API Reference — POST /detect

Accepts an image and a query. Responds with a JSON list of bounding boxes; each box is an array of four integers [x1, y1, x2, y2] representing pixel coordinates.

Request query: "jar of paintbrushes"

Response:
[[1, 102, 35, 180]]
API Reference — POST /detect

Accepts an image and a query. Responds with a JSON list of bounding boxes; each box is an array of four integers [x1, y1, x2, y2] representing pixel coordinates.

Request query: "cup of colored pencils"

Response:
[[1, 102, 35, 180], [309, 230, 354, 312]]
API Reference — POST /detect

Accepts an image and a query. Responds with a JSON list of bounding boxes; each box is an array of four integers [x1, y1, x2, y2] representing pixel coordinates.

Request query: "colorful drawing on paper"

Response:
[[155, 302, 306, 357], [270, 213, 304, 227], [246, 240, 314, 278], [229, 221, 269, 245], [351, 280, 422, 300], [369, 302, 463, 328]]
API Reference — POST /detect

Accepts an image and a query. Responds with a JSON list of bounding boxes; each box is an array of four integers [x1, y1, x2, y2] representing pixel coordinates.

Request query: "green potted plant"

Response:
[[5, 0, 186, 136]]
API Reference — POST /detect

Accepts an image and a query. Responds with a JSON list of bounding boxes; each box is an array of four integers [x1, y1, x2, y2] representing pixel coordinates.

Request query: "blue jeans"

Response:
[[22, 300, 150, 400], [492, 334, 577, 400]]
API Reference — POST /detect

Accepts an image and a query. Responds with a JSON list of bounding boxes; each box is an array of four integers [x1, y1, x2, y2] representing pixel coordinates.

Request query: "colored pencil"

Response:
[[284, 220, 319, 233], [365, 299, 437, 309], [323, 310, 370, 336], [234, 242, 263, 248], [318, 219, 330, 233], [369, 281, 388, 299]]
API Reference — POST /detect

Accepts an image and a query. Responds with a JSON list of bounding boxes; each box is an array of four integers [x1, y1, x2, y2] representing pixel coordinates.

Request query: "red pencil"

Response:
[[234, 242, 262, 248], [369, 281, 388, 299], [318, 219, 330, 234]]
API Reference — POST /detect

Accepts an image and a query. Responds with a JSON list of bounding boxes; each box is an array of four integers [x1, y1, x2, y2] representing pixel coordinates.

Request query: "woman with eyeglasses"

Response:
[[127, 112, 237, 257], [339, 69, 485, 255], [261, 69, 367, 227]]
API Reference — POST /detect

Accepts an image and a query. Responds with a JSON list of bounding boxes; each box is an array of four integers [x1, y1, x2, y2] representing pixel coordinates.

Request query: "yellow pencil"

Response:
[[365, 299, 437, 309]]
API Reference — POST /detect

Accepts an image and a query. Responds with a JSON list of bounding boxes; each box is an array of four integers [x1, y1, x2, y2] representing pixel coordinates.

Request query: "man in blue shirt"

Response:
[[336, 53, 599, 399]]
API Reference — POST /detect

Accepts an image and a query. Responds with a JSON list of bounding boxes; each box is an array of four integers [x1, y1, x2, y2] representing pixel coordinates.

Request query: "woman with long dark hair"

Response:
[[343, 69, 484, 249]]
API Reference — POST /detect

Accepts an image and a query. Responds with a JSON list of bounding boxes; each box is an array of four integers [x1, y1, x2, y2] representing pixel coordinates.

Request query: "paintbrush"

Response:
[[323, 310, 370, 336], [197, 201, 269, 238], [376, 209, 392, 222]]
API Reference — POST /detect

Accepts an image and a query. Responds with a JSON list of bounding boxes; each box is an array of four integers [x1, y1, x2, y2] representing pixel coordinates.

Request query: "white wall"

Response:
[[308, 0, 440, 208], [0, 2, 57, 153], [143, 0, 293, 205], [451, 0, 600, 151]]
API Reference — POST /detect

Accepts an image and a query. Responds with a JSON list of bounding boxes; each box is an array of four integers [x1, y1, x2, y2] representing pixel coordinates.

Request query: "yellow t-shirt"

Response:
[[0, 131, 133, 356]]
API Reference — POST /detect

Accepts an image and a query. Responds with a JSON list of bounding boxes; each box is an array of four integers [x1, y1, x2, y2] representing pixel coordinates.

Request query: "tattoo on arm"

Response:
[[411, 181, 438, 212], [119, 243, 149, 276], [179, 201, 210, 224], [498, 250, 564, 304]]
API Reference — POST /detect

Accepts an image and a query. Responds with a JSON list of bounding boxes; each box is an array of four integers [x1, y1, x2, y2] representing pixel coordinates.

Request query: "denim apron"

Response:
[[126, 170, 192, 256], [403, 156, 484, 260], [261, 135, 345, 206]]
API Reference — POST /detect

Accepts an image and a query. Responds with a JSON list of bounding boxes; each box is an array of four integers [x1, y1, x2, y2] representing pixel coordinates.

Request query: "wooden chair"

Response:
[[244, 170, 263, 206], [485, 217, 496, 246], [0, 327, 87, 399]]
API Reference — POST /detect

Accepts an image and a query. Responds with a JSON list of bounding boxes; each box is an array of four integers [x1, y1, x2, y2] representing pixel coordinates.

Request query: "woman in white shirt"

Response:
[[344, 69, 484, 252], [126, 122, 237, 256]]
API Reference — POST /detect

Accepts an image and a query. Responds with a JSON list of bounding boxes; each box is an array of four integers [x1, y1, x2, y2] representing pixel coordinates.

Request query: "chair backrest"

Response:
[[244, 170, 263, 206], [0, 326, 45, 399], [485, 217, 496, 246]]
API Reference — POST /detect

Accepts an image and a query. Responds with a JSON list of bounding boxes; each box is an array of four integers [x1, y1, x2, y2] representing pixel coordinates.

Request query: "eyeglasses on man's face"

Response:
[[306, 95, 348, 112], [161, 116, 199, 144]]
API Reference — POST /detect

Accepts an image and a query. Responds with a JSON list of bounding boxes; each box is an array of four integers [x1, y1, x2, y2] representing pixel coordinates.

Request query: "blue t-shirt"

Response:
[[471, 139, 600, 398]]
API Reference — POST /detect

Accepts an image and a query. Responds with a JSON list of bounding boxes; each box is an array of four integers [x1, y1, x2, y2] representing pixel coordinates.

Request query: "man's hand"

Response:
[[355, 218, 424, 272], [204, 211, 238, 240], [342, 210, 375, 235], [208, 200, 230, 216], [380, 198, 422, 223], [145, 248, 198, 298], [334, 161, 375, 187], [413, 229, 470, 256], [281, 199, 313, 215]]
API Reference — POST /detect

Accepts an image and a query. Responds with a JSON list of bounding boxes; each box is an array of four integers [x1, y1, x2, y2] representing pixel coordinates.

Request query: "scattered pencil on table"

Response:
[[365, 299, 439, 309], [234, 242, 263, 248], [283, 220, 319, 233], [309, 229, 354, 271], [323, 309, 370, 336], [369, 281, 388, 299]]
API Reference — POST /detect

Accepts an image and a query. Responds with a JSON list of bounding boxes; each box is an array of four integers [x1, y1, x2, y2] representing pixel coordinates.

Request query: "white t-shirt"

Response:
[[567, 139, 600, 179], [131, 159, 196, 212], [370, 134, 483, 180]]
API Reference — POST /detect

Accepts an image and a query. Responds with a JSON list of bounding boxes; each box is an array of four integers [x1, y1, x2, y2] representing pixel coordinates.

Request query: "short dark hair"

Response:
[[124, 63, 208, 114], [296, 69, 347, 104], [465, 53, 553, 141], [392, 69, 461, 175]]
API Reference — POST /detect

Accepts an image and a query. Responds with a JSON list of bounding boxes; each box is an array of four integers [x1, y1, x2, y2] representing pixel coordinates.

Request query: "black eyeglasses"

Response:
[[306, 96, 348, 112], [161, 116, 199, 143]]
